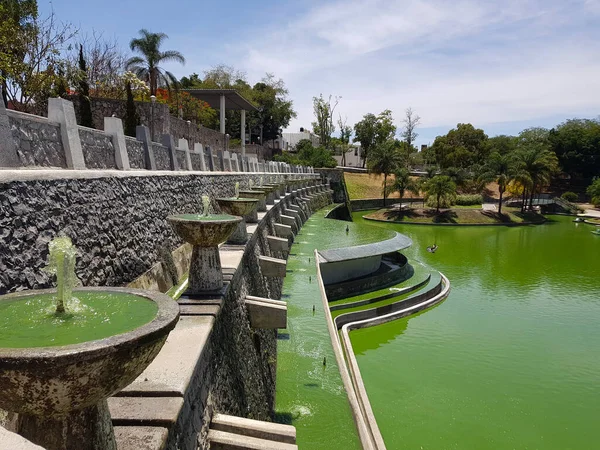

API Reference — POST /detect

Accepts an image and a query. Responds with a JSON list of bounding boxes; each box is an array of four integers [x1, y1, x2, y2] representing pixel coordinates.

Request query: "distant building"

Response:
[[281, 128, 320, 151], [333, 143, 363, 167]]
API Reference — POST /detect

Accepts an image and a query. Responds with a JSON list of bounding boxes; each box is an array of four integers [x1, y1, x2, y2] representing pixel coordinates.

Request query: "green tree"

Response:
[[337, 114, 352, 166], [424, 175, 457, 212], [478, 152, 515, 214], [514, 128, 559, 211], [123, 81, 139, 137], [586, 178, 600, 205], [391, 167, 418, 206], [0, 5, 76, 111], [311, 94, 339, 149], [77, 44, 93, 127], [485, 135, 517, 156], [353, 110, 396, 167], [126, 29, 185, 96], [549, 119, 600, 182], [429, 123, 488, 169], [367, 139, 403, 206], [276, 139, 336, 167]]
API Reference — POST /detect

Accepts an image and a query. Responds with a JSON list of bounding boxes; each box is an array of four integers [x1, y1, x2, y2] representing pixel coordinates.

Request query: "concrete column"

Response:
[[241, 109, 246, 158], [48, 98, 85, 169], [161, 134, 179, 170], [104, 117, 130, 170], [178, 138, 193, 171], [207, 146, 215, 171], [194, 143, 207, 171], [223, 150, 232, 171], [216, 149, 225, 171], [220, 94, 226, 134], [135, 125, 156, 170], [0, 87, 20, 167]]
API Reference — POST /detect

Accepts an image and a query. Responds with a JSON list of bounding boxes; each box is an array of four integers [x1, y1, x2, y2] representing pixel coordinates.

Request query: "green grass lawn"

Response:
[[364, 206, 545, 225]]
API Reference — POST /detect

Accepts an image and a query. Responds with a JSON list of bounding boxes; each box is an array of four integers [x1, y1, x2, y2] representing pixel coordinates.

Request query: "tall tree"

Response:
[[126, 29, 185, 95], [391, 167, 418, 206], [353, 110, 396, 167], [77, 44, 93, 127], [424, 175, 457, 212], [401, 107, 420, 151], [0, 5, 76, 111], [123, 81, 139, 137], [549, 119, 600, 182], [514, 128, 559, 211], [367, 139, 403, 206], [429, 123, 488, 169], [478, 152, 515, 214], [311, 94, 339, 149], [337, 114, 352, 166]]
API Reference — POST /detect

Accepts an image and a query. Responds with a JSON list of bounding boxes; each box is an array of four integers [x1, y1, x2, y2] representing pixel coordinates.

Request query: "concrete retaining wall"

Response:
[[0, 170, 318, 294]]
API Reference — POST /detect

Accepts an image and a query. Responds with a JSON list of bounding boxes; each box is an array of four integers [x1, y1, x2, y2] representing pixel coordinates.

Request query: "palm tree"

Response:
[[424, 175, 456, 212], [391, 168, 418, 207], [478, 152, 515, 214], [367, 139, 403, 206], [514, 148, 558, 212], [126, 29, 185, 95]]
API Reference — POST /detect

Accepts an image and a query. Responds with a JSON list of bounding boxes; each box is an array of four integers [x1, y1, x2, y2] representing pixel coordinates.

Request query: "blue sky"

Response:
[[41, 0, 600, 147]]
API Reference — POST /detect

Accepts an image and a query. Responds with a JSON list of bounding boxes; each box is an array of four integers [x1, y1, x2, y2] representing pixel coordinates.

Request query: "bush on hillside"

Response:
[[455, 194, 483, 205], [561, 191, 578, 202]]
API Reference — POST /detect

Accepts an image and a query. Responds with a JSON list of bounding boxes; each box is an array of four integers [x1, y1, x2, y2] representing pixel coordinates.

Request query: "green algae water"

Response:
[[276, 206, 394, 449], [0, 291, 158, 348], [350, 213, 600, 449]]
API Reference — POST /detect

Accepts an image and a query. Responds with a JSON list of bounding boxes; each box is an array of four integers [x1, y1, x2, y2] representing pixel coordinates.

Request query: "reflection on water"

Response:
[[350, 213, 600, 450]]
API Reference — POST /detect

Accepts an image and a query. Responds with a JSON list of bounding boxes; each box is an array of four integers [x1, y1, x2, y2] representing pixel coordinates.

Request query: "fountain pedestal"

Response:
[[216, 198, 259, 244], [167, 214, 241, 294]]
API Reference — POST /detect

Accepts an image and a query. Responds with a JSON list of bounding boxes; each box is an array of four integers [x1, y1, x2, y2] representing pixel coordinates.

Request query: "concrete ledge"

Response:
[[279, 214, 297, 230], [114, 426, 169, 450], [258, 256, 287, 278], [274, 223, 293, 238], [211, 413, 296, 444], [119, 316, 214, 396], [267, 235, 289, 252], [245, 296, 287, 329], [109, 397, 184, 427], [207, 430, 298, 450]]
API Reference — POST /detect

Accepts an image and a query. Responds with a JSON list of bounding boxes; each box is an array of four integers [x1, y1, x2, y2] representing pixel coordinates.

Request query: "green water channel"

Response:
[[0, 291, 158, 348], [275, 206, 394, 449], [350, 212, 600, 449]]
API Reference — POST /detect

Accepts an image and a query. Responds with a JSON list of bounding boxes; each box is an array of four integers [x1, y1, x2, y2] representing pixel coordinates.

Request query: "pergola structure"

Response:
[[184, 89, 257, 157]]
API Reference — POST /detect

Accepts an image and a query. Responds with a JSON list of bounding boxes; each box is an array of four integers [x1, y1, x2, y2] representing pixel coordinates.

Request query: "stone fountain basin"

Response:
[[0, 287, 179, 417], [216, 198, 259, 217], [167, 213, 242, 246], [239, 189, 266, 198]]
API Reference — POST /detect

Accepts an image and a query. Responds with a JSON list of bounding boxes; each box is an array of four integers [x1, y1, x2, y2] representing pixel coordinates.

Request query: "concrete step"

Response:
[[208, 430, 297, 450], [211, 413, 296, 444]]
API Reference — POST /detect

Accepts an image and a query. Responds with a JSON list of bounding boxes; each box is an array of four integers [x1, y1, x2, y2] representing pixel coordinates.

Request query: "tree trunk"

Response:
[[383, 173, 387, 207], [498, 187, 504, 215], [437, 193, 441, 213], [521, 189, 527, 213], [529, 183, 536, 211]]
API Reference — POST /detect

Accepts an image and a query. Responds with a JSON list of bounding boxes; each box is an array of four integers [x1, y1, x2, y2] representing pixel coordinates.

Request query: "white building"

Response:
[[281, 129, 320, 151], [333, 144, 363, 167]]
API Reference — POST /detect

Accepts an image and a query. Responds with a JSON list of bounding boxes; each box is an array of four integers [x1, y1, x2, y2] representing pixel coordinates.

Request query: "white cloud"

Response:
[[229, 0, 600, 142]]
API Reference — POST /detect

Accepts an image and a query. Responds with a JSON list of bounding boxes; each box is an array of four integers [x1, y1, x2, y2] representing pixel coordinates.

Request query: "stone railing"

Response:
[[0, 96, 315, 174]]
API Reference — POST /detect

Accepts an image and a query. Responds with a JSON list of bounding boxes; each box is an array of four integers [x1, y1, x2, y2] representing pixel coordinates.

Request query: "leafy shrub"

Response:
[[424, 194, 454, 209], [454, 194, 483, 205], [561, 191, 578, 202]]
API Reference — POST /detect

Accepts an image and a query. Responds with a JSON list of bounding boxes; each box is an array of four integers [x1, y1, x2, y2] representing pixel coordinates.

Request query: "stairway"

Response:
[[208, 414, 297, 450]]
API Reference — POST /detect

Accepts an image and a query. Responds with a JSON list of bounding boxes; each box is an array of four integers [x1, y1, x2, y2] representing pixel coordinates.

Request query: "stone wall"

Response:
[[317, 168, 349, 204], [78, 126, 116, 169], [152, 143, 172, 170], [7, 110, 66, 168], [124, 137, 145, 169], [0, 171, 303, 294]]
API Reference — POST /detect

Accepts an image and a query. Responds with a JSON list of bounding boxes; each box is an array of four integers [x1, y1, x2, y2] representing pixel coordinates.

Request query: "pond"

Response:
[[350, 213, 600, 449]]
